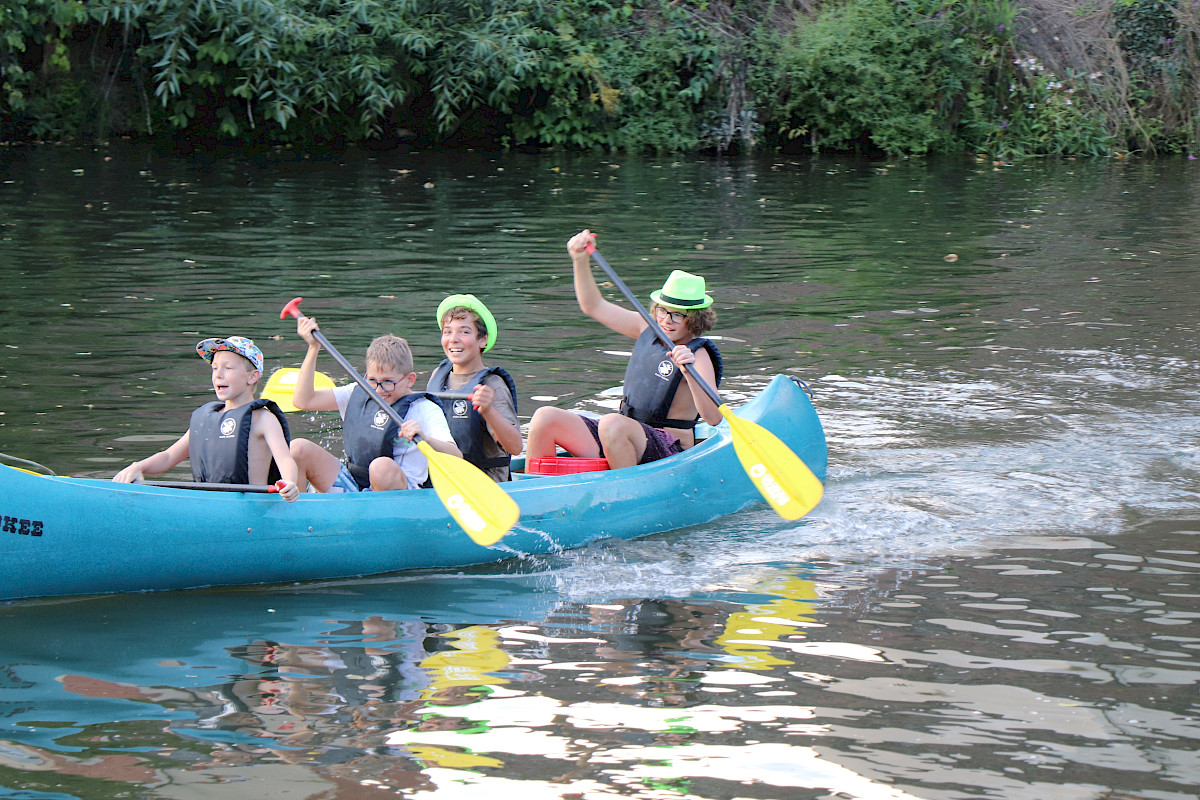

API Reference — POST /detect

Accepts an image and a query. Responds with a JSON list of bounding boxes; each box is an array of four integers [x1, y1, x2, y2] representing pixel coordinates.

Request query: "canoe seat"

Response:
[[526, 456, 610, 475]]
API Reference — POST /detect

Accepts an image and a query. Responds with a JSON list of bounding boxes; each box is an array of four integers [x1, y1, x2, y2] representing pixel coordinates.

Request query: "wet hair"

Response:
[[651, 302, 717, 336], [365, 334, 414, 375], [440, 305, 488, 343]]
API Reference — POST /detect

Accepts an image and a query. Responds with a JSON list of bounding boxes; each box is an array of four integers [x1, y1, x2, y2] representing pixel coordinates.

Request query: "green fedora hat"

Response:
[[436, 293, 498, 352], [650, 270, 713, 310]]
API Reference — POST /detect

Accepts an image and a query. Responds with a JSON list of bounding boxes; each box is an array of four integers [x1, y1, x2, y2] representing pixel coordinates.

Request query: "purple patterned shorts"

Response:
[[581, 415, 684, 465]]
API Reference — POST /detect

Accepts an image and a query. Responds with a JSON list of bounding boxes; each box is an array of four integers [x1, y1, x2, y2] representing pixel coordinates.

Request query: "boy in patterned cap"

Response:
[[113, 336, 300, 501]]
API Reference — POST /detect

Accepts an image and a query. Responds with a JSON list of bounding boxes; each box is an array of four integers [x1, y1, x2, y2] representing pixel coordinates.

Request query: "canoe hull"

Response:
[[1, 375, 826, 600]]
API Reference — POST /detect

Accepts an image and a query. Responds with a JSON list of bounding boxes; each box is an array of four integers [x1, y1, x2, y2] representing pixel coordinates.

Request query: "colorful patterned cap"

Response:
[[196, 336, 263, 372]]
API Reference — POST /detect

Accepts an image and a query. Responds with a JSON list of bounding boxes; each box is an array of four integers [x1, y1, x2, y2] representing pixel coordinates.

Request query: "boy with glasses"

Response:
[[526, 229, 724, 469], [288, 317, 459, 492]]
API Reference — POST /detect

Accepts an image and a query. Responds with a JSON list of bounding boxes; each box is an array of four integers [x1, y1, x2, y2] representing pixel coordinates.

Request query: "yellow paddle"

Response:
[[262, 368, 337, 412], [587, 244, 824, 521], [280, 297, 519, 545], [264, 368, 472, 411]]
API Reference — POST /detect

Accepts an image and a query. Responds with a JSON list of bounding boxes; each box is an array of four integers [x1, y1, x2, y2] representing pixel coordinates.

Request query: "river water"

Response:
[[1, 144, 1198, 799]]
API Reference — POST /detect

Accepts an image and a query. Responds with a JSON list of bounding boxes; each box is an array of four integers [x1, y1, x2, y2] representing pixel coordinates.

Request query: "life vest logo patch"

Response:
[[219, 418, 237, 437], [656, 359, 675, 381], [372, 410, 390, 429], [452, 399, 470, 418]]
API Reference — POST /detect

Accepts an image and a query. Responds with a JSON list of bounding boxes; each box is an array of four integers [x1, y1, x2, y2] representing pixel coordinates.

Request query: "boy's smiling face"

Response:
[[441, 313, 486, 372], [365, 361, 414, 403], [210, 350, 259, 404], [652, 304, 693, 344]]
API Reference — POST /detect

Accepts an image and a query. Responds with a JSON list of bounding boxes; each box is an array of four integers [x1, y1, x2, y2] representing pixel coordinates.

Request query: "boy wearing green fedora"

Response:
[[426, 294, 523, 482], [526, 229, 724, 470]]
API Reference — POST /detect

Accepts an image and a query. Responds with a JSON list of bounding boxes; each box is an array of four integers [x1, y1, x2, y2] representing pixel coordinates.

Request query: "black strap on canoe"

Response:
[[788, 376, 815, 399], [135, 479, 277, 493], [0, 452, 56, 475]]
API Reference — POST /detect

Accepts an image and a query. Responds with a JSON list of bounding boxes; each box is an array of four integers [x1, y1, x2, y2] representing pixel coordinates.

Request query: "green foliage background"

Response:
[[1, 0, 1195, 157]]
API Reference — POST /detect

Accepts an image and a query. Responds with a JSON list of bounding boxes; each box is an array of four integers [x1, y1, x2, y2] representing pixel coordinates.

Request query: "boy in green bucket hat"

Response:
[[426, 293, 523, 482], [526, 229, 724, 470]]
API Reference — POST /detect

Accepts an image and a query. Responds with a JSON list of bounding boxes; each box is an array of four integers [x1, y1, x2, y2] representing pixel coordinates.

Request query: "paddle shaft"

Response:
[[280, 298, 424, 439], [263, 368, 469, 402], [137, 479, 281, 493], [586, 245, 722, 409]]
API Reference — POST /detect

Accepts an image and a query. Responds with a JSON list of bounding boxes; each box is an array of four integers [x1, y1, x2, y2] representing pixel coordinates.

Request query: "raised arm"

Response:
[[568, 230, 646, 340], [292, 316, 339, 412]]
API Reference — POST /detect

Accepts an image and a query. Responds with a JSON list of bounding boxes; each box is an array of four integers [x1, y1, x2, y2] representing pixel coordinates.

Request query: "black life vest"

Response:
[[619, 327, 723, 430], [189, 399, 291, 484], [426, 360, 518, 475], [342, 386, 442, 489]]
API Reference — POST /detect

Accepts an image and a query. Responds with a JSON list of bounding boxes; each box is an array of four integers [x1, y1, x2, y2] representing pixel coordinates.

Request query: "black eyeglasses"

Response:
[[654, 307, 687, 324], [367, 378, 398, 392]]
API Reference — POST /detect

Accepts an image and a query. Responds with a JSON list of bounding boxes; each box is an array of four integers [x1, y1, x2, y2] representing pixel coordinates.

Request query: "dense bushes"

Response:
[[1, 0, 1196, 157], [0, 0, 546, 146], [750, 0, 983, 155]]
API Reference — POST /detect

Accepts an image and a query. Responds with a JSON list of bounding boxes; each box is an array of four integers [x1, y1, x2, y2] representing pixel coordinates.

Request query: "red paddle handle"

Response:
[[281, 296, 304, 320], [276, 296, 415, 437]]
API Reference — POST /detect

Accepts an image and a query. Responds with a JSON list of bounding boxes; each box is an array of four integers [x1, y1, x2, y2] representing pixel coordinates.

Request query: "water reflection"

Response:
[[3, 536, 1197, 798]]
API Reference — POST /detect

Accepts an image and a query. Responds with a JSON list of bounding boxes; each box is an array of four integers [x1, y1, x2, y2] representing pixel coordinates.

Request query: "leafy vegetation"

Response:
[[750, 0, 985, 155], [1, 0, 1197, 157]]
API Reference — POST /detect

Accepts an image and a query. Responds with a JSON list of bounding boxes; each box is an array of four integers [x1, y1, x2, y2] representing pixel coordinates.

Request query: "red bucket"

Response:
[[527, 456, 610, 475]]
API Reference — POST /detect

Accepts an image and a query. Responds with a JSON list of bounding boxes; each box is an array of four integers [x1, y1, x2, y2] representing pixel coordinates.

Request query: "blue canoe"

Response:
[[0, 374, 826, 601]]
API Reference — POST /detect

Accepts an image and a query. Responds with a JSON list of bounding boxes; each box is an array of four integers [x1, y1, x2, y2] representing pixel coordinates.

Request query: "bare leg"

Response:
[[596, 414, 648, 469], [368, 456, 409, 491], [290, 438, 344, 493], [526, 407, 602, 459]]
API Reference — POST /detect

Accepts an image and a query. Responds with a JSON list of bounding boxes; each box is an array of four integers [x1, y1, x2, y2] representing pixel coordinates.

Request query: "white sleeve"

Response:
[[332, 384, 356, 419], [416, 398, 453, 443], [392, 398, 453, 489]]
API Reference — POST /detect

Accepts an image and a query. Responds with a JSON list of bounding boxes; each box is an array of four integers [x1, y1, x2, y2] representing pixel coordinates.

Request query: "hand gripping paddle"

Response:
[[280, 297, 519, 545]]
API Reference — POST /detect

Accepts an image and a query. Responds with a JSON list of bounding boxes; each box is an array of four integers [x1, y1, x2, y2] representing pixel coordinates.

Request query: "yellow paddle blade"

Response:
[[417, 441, 519, 546], [721, 404, 824, 521], [261, 368, 336, 412]]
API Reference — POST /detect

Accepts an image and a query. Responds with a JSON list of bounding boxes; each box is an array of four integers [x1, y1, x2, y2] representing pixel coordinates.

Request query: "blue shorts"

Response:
[[329, 463, 368, 493]]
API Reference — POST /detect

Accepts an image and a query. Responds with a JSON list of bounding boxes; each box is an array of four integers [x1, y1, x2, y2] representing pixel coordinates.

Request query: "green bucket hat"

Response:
[[436, 293, 498, 352], [650, 270, 713, 310]]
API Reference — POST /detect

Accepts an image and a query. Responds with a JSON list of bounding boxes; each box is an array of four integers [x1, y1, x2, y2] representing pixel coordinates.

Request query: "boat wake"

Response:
[[535, 347, 1200, 601]]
